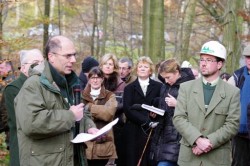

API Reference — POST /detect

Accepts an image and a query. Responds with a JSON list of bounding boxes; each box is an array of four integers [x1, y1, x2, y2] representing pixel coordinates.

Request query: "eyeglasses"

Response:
[[51, 52, 77, 59], [199, 58, 217, 63]]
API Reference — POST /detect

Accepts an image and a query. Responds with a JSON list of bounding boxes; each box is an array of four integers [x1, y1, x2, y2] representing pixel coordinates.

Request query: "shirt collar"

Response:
[[202, 77, 219, 86]]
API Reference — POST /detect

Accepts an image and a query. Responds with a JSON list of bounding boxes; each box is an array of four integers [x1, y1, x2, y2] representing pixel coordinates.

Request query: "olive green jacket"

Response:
[[14, 61, 96, 166], [173, 78, 240, 166], [4, 72, 27, 166]]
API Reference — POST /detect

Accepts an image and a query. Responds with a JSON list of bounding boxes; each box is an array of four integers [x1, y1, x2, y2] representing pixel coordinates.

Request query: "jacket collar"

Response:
[[83, 84, 107, 102], [40, 60, 79, 94], [134, 78, 157, 97], [193, 77, 226, 116]]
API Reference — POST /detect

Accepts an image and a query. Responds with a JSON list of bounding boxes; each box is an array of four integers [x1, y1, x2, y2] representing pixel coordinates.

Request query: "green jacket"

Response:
[[0, 72, 16, 132], [173, 78, 240, 166], [4, 72, 27, 166], [14, 61, 96, 166]]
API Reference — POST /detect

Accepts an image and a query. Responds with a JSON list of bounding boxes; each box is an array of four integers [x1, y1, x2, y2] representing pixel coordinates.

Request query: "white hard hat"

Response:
[[181, 61, 192, 68], [200, 41, 227, 60]]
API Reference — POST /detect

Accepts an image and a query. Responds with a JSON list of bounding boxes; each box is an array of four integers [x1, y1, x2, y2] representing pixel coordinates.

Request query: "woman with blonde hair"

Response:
[[149, 59, 195, 166], [99, 53, 126, 165], [123, 56, 162, 166], [99, 53, 125, 93]]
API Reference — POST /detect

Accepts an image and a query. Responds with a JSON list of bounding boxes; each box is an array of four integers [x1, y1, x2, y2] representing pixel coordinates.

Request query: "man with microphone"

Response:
[[15, 36, 98, 166]]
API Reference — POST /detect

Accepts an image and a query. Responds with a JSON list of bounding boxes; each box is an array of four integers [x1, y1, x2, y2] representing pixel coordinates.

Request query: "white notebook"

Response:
[[142, 104, 165, 116]]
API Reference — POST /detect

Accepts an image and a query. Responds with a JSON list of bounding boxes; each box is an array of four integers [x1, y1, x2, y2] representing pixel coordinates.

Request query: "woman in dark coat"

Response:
[[149, 59, 195, 166], [123, 56, 162, 166]]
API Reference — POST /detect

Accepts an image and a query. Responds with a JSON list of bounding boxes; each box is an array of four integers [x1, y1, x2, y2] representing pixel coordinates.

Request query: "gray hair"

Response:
[[19, 49, 43, 66], [119, 57, 133, 69]]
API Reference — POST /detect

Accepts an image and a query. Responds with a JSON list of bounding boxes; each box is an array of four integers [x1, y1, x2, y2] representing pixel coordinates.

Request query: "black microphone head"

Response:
[[73, 84, 81, 105]]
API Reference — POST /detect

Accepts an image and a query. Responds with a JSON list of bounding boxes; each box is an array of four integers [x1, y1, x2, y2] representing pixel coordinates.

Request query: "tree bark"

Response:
[[222, 0, 244, 73], [100, 0, 108, 57], [180, 0, 197, 62], [43, 0, 50, 53], [143, 0, 150, 57], [143, 0, 164, 63]]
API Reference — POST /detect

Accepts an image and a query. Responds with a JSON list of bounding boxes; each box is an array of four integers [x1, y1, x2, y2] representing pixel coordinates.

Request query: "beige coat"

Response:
[[82, 85, 118, 160]]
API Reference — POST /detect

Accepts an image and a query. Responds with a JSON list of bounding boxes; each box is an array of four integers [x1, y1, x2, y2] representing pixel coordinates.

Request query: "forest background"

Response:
[[0, 0, 250, 164], [0, 0, 249, 74]]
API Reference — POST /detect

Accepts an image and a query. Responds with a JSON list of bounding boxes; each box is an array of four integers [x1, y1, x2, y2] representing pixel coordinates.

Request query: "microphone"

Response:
[[73, 84, 81, 137], [73, 84, 81, 105]]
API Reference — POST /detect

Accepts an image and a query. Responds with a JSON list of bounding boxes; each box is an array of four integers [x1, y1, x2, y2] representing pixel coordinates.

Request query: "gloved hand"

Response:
[[149, 122, 159, 128], [131, 104, 142, 110], [141, 121, 159, 133]]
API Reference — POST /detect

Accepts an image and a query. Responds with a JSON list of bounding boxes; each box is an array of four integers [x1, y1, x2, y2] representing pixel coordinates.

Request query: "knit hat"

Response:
[[81, 56, 99, 73], [243, 45, 250, 56]]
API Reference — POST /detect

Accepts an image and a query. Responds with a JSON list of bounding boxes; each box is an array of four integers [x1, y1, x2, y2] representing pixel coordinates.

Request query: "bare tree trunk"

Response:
[[57, 0, 61, 35], [0, 0, 8, 59], [0, 1, 3, 59], [51, 0, 55, 18], [143, 0, 150, 57], [61, 0, 65, 34], [180, 0, 197, 62], [43, 0, 50, 52], [223, 0, 244, 73], [91, 0, 97, 56], [100, 0, 108, 57], [174, 0, 185, 60], [149, 0, 164, 63]]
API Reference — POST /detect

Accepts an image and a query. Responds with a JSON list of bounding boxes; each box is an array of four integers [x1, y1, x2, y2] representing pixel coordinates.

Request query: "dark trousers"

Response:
[[232, 135, 250, 166]]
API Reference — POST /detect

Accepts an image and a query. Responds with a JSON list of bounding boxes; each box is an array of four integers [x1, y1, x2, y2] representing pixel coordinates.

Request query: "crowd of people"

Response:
[[0, 35, 249, 166]]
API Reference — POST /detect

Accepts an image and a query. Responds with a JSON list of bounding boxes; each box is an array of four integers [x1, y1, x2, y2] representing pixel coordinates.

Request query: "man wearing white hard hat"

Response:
[[173, 41, 240, 166], [228, 44, 250, 166]]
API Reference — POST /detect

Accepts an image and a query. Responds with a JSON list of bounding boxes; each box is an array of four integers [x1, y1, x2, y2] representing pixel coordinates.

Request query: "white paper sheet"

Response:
[[71, 118, 119, 143], [142, 104, 165, 116]]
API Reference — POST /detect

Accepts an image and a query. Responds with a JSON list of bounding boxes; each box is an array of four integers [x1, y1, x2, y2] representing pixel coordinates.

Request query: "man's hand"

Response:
[[70, 103, 84, 121], [192, 146, 203, 156], [195, 137, 212, 153]]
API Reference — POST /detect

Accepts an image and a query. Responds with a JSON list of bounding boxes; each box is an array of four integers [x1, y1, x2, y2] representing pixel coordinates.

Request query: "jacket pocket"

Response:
[[94, 141, 114, 157], [214, 107, 228, 124], [30, 141, 65, 166], [214, 107, 228, 115]]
